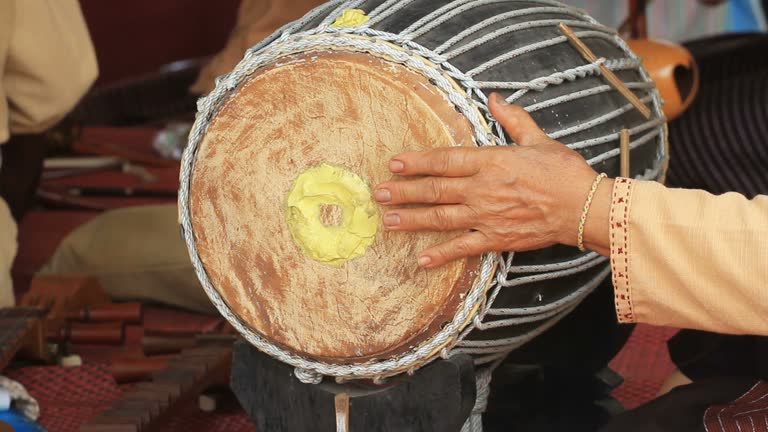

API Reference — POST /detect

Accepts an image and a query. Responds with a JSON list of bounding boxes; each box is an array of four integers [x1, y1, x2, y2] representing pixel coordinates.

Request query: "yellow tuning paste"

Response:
[[330, 9, 370, 28], [286, 163, 379, 266]]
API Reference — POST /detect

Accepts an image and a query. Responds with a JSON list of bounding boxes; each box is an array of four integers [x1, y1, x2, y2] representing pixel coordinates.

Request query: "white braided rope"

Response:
[[525, 82, 653, 113], [432, 6, 585, 53], [470, 57, 640, 93], [402, 0, 590, 40], [503, 58, 643, 103], [366, 0, 420, 25], [549, 94, 655, 140], [460, 358, 505, 432], [465, 30, 617, 77], [444, 19, 615, 59]]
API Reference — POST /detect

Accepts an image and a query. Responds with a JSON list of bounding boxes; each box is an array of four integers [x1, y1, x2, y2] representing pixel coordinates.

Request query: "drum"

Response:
[[180, 0, 667, 384]]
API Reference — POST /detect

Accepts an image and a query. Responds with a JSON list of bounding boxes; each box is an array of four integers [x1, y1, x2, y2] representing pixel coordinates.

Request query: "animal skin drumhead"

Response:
[[189, 50, 483, 363]]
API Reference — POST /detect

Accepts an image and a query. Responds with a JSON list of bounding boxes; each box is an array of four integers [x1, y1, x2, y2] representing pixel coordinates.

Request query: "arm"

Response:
[[376, 93, 768, 335], [4, 0, 98, 139], [609, 178, 768, 334]]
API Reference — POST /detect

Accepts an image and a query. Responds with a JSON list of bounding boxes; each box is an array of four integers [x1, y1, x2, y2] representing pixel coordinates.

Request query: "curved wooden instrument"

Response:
[[622, 0, 700, 120]]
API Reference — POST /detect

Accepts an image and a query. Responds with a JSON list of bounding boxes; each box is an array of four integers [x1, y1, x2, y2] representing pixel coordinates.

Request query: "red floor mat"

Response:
[[610, 325, 678, 409]]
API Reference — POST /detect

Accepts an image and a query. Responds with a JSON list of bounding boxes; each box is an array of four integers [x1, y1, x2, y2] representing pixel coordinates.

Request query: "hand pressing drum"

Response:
[[374, 93, 614, 268]]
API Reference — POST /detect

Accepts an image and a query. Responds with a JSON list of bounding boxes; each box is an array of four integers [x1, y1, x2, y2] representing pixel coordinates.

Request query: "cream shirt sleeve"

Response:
[[611, 178, 768, 335], [0, 0, 98, 143]]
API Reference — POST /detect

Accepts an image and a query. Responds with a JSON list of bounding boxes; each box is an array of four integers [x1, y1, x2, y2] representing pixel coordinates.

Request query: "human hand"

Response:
[[374, 93, 612, 268]]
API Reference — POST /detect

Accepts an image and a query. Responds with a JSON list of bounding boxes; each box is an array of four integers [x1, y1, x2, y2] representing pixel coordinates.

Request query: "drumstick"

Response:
[[620, 129, 631, 177], [558, 23, 652, 119], [335, 393, 350, 432]]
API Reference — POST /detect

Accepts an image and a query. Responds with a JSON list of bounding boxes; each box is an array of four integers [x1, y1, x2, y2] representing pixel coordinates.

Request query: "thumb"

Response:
[[488, 93, 550, 146]]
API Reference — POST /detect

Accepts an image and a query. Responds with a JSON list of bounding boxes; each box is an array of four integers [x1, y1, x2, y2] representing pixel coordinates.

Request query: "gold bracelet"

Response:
[[577, 173, 607, 252]]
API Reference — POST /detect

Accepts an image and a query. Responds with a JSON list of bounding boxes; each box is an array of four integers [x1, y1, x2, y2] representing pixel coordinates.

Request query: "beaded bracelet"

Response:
[[577, 173, 608, 252]]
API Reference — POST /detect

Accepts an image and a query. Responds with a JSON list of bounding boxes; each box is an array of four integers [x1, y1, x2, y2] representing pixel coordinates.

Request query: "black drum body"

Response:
[[182, 0, 667, 386]]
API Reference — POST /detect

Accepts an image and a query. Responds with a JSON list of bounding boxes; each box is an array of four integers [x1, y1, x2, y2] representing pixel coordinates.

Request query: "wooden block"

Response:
[[167, 359, 209, 376], [21, 275, 112, 360], [151, 369, 198, 390], [124, 390, 172, 409], [86, 414, 144, 431], [133, 382, 182, 399], [53, 322, 125, 345], [0, 313, 48, 369], [110, 357, 170, 384], [22, 275, 110, 316], [102, 408, 151, 426], [195, 334, 238, 347], [620, 129, 631, 178], [113, 399, 161, 418], [79, 424, 139, 432], [179, 346, 227, 358], [142, 334, 196, 356], [68, 303, 143, 324]]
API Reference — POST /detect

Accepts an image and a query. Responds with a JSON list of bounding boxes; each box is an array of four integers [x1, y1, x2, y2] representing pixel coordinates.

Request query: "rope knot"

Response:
[[294, 368, 323, 384]]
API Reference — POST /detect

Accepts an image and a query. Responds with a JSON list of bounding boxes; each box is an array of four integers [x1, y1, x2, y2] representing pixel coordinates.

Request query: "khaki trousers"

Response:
[[0, 197, 16, 307], [39, 205, 215, 314]]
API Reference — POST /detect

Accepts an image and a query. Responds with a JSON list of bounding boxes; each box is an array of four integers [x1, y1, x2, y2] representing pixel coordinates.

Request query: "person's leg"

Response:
[[657, 369, 693, 396], [0, 197, 17, 307], [0, 0, 16, 308], [39, 204, 215, 314]]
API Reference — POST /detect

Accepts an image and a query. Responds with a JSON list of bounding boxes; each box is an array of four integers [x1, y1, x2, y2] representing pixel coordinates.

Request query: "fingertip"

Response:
[[374, 188, 392, 203], [490, 92, 509, 107], [490, 102, 545, 146], [389, 159, 405, 173], [417, 255, 432, 268]]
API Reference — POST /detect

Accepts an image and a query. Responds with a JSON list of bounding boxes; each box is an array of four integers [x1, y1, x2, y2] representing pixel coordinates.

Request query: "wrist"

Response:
[[582, 177, 614, 256], [557, 170, 599, 247]]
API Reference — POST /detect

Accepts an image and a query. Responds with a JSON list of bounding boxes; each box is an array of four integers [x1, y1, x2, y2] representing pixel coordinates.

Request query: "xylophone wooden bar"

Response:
[[67, 302, 143, 324], [80, 338, 235, 432], [0, 307, 49, 370]]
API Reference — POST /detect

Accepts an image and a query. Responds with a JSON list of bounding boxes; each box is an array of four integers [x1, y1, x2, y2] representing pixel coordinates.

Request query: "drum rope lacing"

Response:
[[180, 1, 668, 430]]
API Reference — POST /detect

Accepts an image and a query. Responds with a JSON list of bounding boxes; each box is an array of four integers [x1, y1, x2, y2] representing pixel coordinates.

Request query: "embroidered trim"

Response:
[[611, 177, 635, 323]]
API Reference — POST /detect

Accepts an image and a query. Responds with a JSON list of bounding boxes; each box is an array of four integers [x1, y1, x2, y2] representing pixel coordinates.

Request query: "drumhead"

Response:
[[189, 50, 482, 363]]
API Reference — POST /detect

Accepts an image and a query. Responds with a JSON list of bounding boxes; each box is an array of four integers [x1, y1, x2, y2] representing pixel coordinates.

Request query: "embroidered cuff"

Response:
[[610, 177, 636, 323]]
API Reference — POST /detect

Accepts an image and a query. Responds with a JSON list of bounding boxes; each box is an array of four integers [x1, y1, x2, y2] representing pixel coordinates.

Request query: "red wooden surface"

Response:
[[79, 0, 241, 85]]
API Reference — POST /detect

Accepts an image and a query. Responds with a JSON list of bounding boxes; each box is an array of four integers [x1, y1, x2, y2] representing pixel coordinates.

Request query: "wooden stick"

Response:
[[335, 393, 350, 432], [620, 129, 631, 177], [558, 23, 652, 119]]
